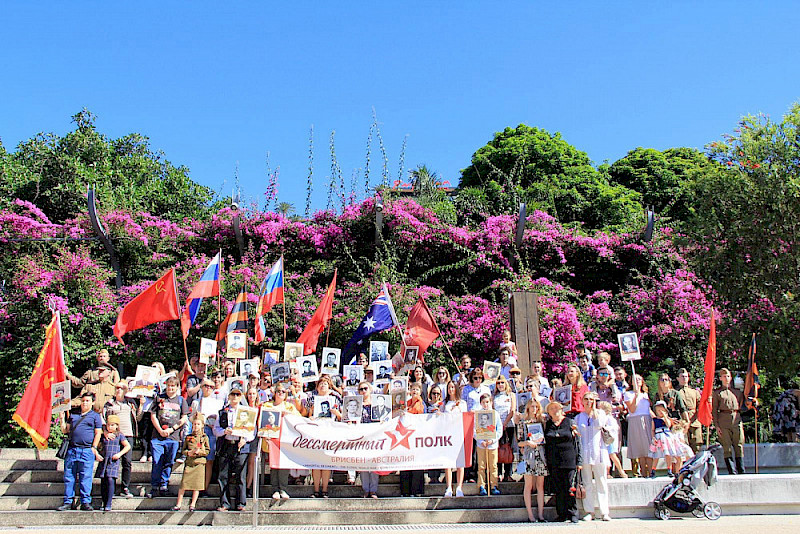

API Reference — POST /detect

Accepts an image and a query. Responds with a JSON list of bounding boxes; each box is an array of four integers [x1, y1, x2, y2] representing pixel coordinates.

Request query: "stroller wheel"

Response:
[[703, 502, 721, 520], [655, 507, 671, 521]]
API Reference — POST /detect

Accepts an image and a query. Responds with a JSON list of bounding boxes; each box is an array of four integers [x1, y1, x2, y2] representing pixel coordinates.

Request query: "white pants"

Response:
[[580, 462, 609, 516]]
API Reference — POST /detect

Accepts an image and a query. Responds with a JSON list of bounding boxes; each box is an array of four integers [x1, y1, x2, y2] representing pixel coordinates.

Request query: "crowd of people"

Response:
[[55, 337, 777, 522]]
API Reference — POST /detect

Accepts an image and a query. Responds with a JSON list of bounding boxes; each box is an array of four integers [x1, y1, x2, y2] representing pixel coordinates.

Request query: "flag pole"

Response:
[[217, 249, 223, 325], [420, 297, 460, 371], [173, 268, 190, 364], [754, 406, 759, 474], [281, 254, 287, 344]]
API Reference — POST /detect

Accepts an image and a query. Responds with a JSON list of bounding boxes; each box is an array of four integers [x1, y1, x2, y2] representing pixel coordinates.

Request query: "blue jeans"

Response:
[[150, 438, 179, 489], [63, 447, 94, 504]]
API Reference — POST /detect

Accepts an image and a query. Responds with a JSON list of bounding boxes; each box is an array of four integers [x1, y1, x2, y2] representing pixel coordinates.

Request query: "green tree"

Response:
[[2, 109, 218, 224], [458, 124, 641, 230], [687, 103, 800, 375], [606, 147, 721, 222]]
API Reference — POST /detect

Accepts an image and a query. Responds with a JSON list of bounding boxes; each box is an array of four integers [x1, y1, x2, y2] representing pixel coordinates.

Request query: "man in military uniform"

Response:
[[67, 349, 120, 412], [712, 368, 746, 474], [676, 368, 703, 452]]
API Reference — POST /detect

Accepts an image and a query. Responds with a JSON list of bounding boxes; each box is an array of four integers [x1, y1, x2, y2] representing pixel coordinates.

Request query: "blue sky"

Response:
[[3, 2, 799, 213]]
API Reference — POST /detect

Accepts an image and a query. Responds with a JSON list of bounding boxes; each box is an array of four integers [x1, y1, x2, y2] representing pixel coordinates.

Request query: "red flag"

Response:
[[697, 310, 716, 427], [297, 270, 337, 355], [402, 297, 441, 365], [12, 311, 67, 449], [113, 269, 180, 343]]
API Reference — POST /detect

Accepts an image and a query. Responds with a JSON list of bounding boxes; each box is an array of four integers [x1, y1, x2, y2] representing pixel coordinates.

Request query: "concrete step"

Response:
[[0, 482, 526, 503], [0, 493, 524, 512], [0, 506, 534, 526]]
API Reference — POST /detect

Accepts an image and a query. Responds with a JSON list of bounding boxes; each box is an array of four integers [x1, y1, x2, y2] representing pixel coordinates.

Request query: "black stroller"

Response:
[[652, 443, 722, 520]]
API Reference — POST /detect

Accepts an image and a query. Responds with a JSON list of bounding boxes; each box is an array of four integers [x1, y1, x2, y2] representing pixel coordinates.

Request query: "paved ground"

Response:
[[3, 515, 800, 533]]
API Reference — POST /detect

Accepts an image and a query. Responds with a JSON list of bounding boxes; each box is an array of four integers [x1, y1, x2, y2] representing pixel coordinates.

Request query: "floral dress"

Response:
[[516, 419, 548, 476]]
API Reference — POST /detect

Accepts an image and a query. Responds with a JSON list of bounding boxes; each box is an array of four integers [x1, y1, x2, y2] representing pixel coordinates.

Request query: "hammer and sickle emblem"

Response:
[[154, 281, 166, 294], [41, 367, 55, 389]]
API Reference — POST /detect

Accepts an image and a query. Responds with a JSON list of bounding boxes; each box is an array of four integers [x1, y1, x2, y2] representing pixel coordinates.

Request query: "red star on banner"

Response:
[[385, 419, 415, 450]]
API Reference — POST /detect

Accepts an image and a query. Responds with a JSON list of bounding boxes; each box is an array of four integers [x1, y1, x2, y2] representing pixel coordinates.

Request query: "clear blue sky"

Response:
[[3, 2, 799, 213]]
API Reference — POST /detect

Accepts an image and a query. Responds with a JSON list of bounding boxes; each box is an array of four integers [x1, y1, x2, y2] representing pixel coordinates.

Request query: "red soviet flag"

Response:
[[113, 268, 181, 343], [297, 270, 337, 355], [13, 311, 67, 449], [697, 309, 717, 427], [402, 297, 441, 364]]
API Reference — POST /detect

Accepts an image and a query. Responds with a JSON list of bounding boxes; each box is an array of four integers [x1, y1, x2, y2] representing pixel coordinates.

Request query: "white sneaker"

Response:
[[602, 515, 611, 521], [455, 487, 464, 498], [443, 488, 453, 498], [139, 456, 149, 463], [581, 513, 593, 521], [280, 491, 290, 500], [272, 491, 281, 500]]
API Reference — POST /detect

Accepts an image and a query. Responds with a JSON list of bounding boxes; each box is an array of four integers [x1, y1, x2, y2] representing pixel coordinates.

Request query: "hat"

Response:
[[106, 414, 120, 426], [654, 400, 668, 410], [510, 367, 522, 374], [114, 380, 128, 389], [229, 385, 243, 395], [248, 372, 260, 378], [98, 362, 115, 371]]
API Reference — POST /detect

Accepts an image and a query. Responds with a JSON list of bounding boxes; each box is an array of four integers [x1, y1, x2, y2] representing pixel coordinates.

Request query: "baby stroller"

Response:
[[652, 444, 722, 520]]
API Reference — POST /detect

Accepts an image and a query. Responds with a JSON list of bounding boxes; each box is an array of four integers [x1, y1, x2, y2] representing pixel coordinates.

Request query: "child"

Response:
[[499, 330, 518, 365], [476, 393, 503, 496], [95, 414, 131, 511], [173, 412, 210, 511], [597, 401, 627, 478], [648, 400, 683, 476], [670, 420, 695, 466]]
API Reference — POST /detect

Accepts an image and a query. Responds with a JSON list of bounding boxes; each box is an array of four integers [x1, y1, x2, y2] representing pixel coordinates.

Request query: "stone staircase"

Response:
[[1, 448, 798, 526]]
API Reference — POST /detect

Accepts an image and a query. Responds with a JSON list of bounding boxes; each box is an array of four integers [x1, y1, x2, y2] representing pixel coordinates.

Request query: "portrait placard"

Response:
[[553, 384, 573, 412], [132, 365, 159, 397], [283, 342, 304, 362], [371, 360, 393, 385], [617, 332, 641, 362], [297, 355, 319, 384], [342, 395, 363, 423], [474, 410, 497, 440], [313, 395, 334, 419], [199, 337, 217, 364], [231, 405, 258, 438], [259, 410, 282, 438], [320, 347, 341, 376], [227, 332, 247, 359], [343, 365, 364, 387], [238, 358, 260, 378], [51, 380, 71, 414], [369, 340, 389, 362], [516, 391, 532, 414], [270, 362, 290, 383], [482, 361, 501, 385], [371, 394, 391, 421]]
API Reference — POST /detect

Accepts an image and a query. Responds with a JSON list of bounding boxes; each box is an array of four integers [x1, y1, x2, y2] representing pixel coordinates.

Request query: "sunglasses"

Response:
[[431, 392, 442, 396], [358, 387, 369, 391], [472, 376, 483, 381], [598, 373, 610, 377], [438, 372, 447, 375]]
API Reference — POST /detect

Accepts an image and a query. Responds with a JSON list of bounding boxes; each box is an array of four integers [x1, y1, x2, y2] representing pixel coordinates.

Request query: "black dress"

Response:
[[544, 417, 582, 522]]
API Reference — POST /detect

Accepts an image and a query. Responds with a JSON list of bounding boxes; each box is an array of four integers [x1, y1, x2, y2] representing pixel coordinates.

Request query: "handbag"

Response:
[[55, 439, 69, 460], [601, 425, 615, 446], [498, 443, 513, 464], [572, 469, 587, 499]]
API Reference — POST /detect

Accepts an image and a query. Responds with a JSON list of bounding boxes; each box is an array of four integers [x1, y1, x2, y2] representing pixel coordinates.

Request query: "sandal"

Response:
[[321, 491, 329, 499], [171, 505, 181, 511], [189, 506, 195, 512]]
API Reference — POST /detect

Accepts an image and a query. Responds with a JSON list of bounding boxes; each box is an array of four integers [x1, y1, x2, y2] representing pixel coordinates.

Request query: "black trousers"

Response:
[[399, 469, 424, 496], [552, 467, 578, 521], [217, 441, 248, 509], [100, 476, 115, 508], [120, 445, 132, 492], [270, 468, 290, 493], [465, 444, 478, 481]]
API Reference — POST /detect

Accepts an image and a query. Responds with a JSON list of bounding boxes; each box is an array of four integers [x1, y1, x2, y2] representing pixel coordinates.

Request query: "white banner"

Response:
[[269, 412, 474, 471]]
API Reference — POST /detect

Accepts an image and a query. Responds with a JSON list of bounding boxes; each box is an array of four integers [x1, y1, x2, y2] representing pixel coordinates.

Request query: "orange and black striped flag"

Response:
[[216, 289, 248, 341], [744, 333, 760, 409]]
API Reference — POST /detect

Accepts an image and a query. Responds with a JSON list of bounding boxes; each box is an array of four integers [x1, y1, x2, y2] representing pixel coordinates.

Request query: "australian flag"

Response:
[[344, 283, 399, 362]]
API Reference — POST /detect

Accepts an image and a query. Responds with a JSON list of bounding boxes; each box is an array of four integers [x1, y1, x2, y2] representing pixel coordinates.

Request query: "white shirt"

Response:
[[575, 411, 610, 466]]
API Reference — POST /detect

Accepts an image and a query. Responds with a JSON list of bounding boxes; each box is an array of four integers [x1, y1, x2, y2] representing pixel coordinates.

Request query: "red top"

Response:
[[567, 384, 589, 415], [406, 396, 425, 414]]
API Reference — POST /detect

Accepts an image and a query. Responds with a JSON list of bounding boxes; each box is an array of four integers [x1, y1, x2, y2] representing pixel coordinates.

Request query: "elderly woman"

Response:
[[575, 391, 611, 521], [544, 401, 582, 523], [625, 374, 653, 477]]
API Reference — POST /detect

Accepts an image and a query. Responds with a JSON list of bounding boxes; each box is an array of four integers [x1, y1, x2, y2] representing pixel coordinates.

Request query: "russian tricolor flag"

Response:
[[180, 252, 221, 339], [254, 257, 285, 343]]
